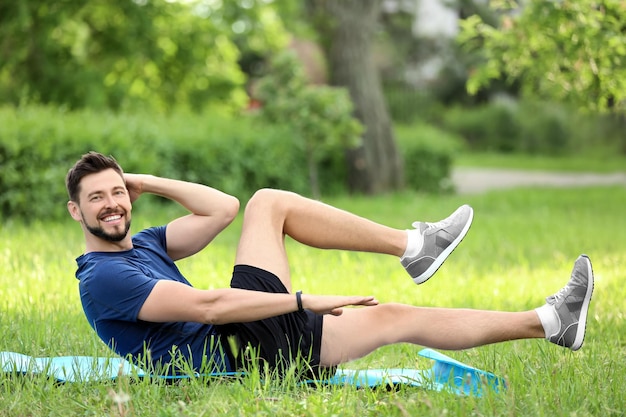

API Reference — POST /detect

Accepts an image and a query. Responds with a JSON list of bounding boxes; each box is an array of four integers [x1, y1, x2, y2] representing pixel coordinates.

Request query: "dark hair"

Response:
[[66, 152, 124, 202]]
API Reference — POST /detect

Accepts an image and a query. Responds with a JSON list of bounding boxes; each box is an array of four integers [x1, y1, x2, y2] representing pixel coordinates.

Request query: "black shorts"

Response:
[[215, 264, 329, 378]]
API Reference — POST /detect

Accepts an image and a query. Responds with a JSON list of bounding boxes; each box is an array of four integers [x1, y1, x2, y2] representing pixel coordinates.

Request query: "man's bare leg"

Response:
[[234, 189, 408, 291], [234, 189, 473, 290], [320, 255, 595, 365], [320, 305, 544, 366]]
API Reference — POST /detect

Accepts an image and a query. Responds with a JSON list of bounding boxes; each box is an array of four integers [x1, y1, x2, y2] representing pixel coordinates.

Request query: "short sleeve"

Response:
[[79, 259, 158, 323]]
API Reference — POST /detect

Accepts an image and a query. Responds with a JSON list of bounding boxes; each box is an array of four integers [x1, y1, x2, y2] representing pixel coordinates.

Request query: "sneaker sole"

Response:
[[570, 255, 594, 351], [413, 206, 474, 284]]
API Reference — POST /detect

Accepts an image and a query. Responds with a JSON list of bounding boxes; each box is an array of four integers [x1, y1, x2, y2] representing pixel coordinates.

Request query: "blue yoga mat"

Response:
[[0, 348, 505, 396]]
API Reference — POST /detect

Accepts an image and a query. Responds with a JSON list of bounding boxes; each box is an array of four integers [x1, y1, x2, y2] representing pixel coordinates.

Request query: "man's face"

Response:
[[68, 169, 132, 243]]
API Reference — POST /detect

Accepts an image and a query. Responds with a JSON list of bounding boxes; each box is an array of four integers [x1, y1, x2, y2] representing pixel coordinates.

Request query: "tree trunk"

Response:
[[308, 0, 404, 194]]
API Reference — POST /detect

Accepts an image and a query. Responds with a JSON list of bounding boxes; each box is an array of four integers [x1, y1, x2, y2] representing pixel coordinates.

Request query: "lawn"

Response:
[[1, 185, 625, 416]]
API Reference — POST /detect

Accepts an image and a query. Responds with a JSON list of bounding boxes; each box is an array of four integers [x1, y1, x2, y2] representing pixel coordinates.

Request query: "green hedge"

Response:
[[395, 122, 464, 193], [0, 106, 313, 221], [0, 106, 458, 221], [440, 100, 625, 156]]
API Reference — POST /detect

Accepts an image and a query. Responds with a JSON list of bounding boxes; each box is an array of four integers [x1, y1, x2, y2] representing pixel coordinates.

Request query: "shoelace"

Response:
[[412, 216, 455, 231], [548, 284, 571, 304]]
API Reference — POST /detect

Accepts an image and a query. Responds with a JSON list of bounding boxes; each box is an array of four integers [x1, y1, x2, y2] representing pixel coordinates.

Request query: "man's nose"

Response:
[[103, 194, 119, 208]]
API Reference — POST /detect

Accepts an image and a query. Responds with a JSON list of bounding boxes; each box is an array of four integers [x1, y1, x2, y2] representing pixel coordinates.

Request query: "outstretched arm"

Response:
[[125, 173, 240, 261], [138, 280, 379, 324]]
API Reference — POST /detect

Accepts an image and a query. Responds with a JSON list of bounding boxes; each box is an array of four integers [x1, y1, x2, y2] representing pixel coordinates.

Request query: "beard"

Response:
[[83, 211, 131, 242]]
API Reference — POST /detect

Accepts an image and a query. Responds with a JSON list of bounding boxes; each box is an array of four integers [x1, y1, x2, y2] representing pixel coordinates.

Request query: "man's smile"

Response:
[[102, 213, 123, 223]]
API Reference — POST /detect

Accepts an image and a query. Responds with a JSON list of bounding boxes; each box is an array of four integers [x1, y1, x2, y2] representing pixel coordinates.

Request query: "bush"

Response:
[[439, 99, 625, 156], [0, 105, 465, 221], [384, 85, 447, 125], [395, 122, 464, 193], [515, 101, 570, 154], [442, 103, 520, 152], [256, 51, 363, 199], [151, 113, 312, 198], [0, 105, 342, 221]]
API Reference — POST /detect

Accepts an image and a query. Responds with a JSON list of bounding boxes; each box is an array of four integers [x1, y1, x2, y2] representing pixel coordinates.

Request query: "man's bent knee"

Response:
[[245, 189, 296, 217]]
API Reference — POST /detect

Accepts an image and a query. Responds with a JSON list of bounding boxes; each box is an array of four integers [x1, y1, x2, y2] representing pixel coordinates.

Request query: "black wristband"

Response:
[[296, 290, 304, 312]]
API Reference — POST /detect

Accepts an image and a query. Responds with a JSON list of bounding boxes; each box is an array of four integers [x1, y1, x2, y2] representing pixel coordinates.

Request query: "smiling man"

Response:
[[66, 152, 594, 377]]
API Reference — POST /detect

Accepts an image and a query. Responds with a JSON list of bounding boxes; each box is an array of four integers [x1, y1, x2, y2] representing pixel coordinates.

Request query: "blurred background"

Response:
[[1, 0, 625, 220]]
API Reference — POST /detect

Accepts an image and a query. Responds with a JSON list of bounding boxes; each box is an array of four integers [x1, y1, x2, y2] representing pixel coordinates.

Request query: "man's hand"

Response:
[[301, 294, 379, 316], [124, 173, 149, 203]]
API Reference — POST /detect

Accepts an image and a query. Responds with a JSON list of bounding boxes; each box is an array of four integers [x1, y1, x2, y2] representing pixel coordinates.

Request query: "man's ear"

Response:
[[67, 200, 82, 222]]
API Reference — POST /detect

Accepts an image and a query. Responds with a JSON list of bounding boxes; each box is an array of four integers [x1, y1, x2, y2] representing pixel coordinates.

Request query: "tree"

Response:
[[459, 0, 626, 113], [306, 0, 404, 194], [0, 0, 259, 112]]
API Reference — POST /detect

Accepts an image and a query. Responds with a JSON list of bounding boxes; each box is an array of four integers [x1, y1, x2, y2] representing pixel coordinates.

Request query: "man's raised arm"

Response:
[[124, 173, 240, 261]]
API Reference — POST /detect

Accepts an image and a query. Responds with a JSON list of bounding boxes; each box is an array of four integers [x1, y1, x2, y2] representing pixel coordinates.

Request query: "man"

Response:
[[66, 152, 594, 377]]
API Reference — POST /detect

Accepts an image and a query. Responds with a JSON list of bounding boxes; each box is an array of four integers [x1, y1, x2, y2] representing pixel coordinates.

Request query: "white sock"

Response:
[[401, 228, 424, 259], [535, 304, 559, 339]]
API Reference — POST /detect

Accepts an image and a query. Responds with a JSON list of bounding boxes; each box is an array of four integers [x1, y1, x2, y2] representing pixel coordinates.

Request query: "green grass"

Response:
[[2, 185, 626, 416], [456, 151, 626, 173]]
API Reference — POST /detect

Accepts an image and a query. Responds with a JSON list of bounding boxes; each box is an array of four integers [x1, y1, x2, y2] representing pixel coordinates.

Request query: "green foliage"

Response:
[[395, 123, 464, 193], [0, 105, 322, 221], [256, 51, 363, 197], [442, 102, 519, 152], [154, 113, 311, 197], [0, 102, 466, 220], [384, 86, 449, 124], [207, 0, 291, 78], [0, 0, 270, 112], [459, 0, 626, 113], [440, 99, 624, 155]]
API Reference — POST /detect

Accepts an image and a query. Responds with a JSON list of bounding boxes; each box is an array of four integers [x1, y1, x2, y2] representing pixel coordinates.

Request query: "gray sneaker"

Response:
[[545, 255, 594, 351], [401, 204, 473, 284]]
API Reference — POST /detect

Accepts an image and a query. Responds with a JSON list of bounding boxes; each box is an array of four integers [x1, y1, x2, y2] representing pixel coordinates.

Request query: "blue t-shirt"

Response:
[[75, 226, 230, 374]]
